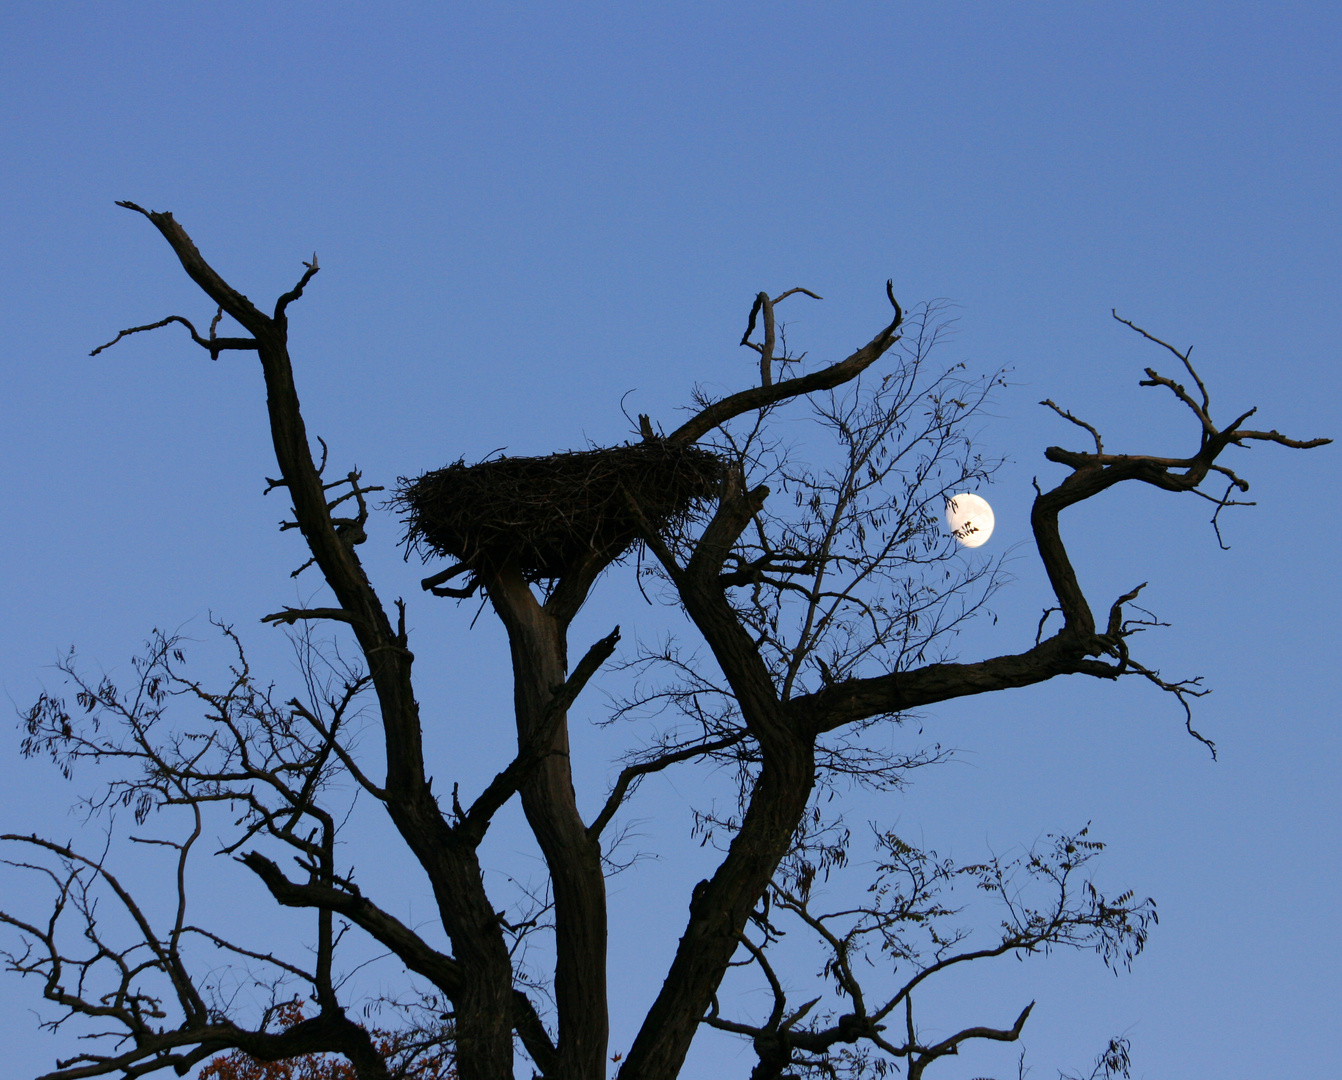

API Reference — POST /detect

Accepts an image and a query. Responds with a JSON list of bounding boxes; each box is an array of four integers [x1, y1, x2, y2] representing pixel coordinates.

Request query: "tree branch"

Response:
[[275, 254, 320, 322], [261, 607, 356, 627], [669, 282, 902, 446], [461, 626, 621, 843], [238, 852, 464, 994], [587, 733, 747, 841], [90, 314, 257, 359], [111, 203, 524, 1078]]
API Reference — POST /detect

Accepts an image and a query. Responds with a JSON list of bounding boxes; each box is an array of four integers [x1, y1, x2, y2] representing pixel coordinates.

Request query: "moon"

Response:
[[945, 492, 995, 548]]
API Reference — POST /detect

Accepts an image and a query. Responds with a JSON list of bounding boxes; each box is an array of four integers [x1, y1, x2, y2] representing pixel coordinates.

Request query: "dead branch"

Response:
[[669, 282, 903, 446], [90, 314, 258, 360]]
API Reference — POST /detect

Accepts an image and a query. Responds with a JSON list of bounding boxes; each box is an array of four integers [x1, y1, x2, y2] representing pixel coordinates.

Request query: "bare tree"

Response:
[[2, 204, 1329, 1080]]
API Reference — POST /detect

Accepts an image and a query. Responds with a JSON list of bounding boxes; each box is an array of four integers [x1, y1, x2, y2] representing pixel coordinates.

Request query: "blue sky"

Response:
[[1, 4, 1338, 1077]]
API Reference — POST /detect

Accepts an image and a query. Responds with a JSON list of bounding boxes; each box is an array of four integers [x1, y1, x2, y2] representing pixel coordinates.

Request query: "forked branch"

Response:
[[740, 287, 823, 387], [90, 313, 258, 360], [668, 282, 903, 446], [792, 318, 1328, 736]]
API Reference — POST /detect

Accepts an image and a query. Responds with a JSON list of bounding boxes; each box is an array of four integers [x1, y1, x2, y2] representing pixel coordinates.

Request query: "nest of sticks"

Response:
[[396, 442, 723, 580]]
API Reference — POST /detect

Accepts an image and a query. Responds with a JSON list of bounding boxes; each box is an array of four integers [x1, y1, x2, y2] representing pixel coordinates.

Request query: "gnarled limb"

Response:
[[93, 205, 522, 1080], [789, 323, 1329, 739], [90, 312, 258, 360], [667, 281, 903, 446]]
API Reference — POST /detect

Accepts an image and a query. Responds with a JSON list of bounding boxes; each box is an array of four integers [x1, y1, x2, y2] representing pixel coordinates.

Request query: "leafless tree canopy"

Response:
[[2, 205, 1329, 1080]]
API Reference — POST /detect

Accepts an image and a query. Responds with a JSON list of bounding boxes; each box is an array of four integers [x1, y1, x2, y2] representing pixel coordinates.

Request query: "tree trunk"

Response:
[[620, 744, 815, 1080], [492, 567, 610, 1080]]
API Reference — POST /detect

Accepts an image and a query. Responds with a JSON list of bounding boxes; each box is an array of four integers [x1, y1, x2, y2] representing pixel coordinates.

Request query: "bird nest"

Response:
[[396, 443, 723, 581]]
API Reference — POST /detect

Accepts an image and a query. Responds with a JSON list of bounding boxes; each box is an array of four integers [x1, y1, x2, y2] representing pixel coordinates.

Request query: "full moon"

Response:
[[945, 492, 995, 548]]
